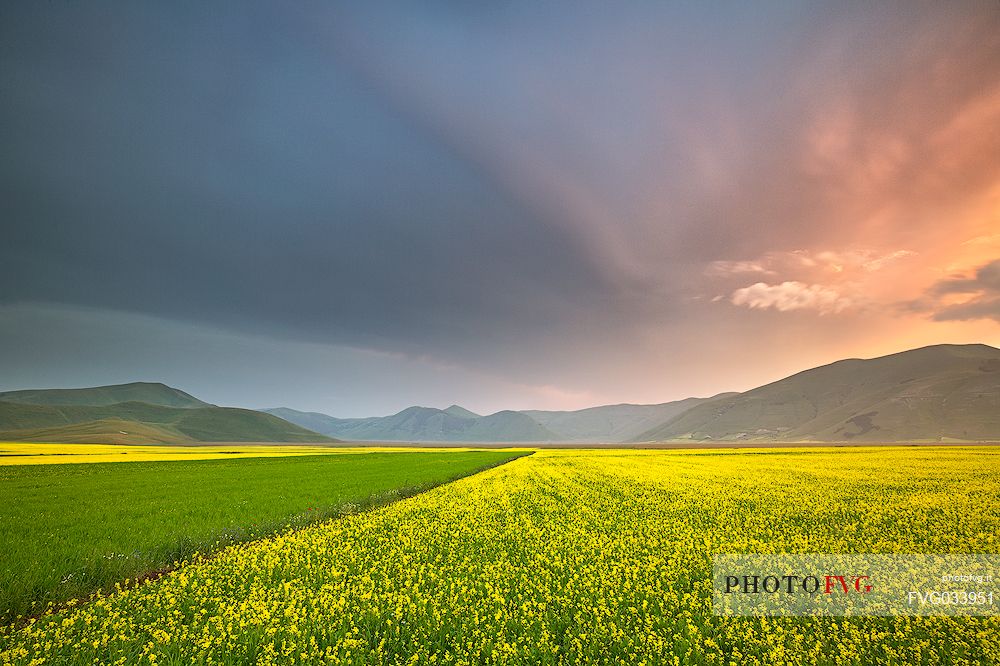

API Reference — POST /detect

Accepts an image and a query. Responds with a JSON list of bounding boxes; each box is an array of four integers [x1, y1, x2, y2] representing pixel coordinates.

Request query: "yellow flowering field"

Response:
[[2, 447, 998, 665]]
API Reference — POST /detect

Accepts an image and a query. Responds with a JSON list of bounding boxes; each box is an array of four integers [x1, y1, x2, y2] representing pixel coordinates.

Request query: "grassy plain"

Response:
[[0, 450, 522, 622], [3, 446, 998, 664]]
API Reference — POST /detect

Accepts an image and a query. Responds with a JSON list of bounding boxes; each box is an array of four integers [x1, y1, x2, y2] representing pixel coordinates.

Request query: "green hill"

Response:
[[0, 386, 335, 444], [0, 419, 188, 444], [634, 344, 1000, 442], [0, 382, 210, 408]]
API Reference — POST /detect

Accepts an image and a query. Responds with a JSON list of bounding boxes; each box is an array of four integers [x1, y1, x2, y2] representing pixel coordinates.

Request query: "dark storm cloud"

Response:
[[0, 2, 612, 362]]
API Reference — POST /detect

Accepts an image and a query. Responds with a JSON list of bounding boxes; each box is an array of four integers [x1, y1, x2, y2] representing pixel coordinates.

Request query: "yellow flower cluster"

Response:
[[2, 447, 997, 664]]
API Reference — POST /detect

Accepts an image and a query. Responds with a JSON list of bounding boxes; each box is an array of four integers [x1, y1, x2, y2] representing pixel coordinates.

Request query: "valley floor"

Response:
[[2, 446, 998, 664]]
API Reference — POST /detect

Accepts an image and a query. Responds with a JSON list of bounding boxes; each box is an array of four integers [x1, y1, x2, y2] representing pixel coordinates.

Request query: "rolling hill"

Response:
[[633, 343, 1000, 442], [0, 382, 210, 408], [0, 384, 334, 444], [0, 419, 188, 445]]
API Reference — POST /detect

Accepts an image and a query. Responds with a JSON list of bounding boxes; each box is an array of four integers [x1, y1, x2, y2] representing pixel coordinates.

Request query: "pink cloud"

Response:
[[731, 281, 853, 314]]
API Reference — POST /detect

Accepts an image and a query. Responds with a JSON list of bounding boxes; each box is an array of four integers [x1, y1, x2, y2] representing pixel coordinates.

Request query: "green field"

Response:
[[0, 450, 522, 622]]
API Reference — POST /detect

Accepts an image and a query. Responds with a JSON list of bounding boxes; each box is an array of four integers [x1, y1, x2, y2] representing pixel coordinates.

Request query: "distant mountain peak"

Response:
[[443, 405, 480, 419]]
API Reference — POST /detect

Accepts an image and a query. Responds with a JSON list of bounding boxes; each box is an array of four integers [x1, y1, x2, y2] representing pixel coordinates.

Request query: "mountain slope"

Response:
[[0, 382, 210, 408], [0, 419, 190, 445], [265, 405, 560, 442], [462, 411, 559, 442], [263, 407, 348, 437], [522, 395, 735, 442], [634, 344, 1000, 442], [0, 397, 335, 444]]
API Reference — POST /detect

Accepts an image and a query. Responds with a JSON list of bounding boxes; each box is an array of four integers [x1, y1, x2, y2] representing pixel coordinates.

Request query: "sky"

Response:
[[1, 1, 999, 417]]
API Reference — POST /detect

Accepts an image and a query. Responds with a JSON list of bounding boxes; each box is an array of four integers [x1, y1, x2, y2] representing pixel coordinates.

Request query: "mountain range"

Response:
[[1, 343, 998, 445], [263, 405, 557, 443], [267, 344, 1000, 443], [264, 395, 731, 443]]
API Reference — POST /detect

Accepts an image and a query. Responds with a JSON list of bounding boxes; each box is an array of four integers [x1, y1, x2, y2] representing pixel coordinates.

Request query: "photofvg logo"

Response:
[[724, 573, 872, 595], [712, 554, 1000, 617]]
